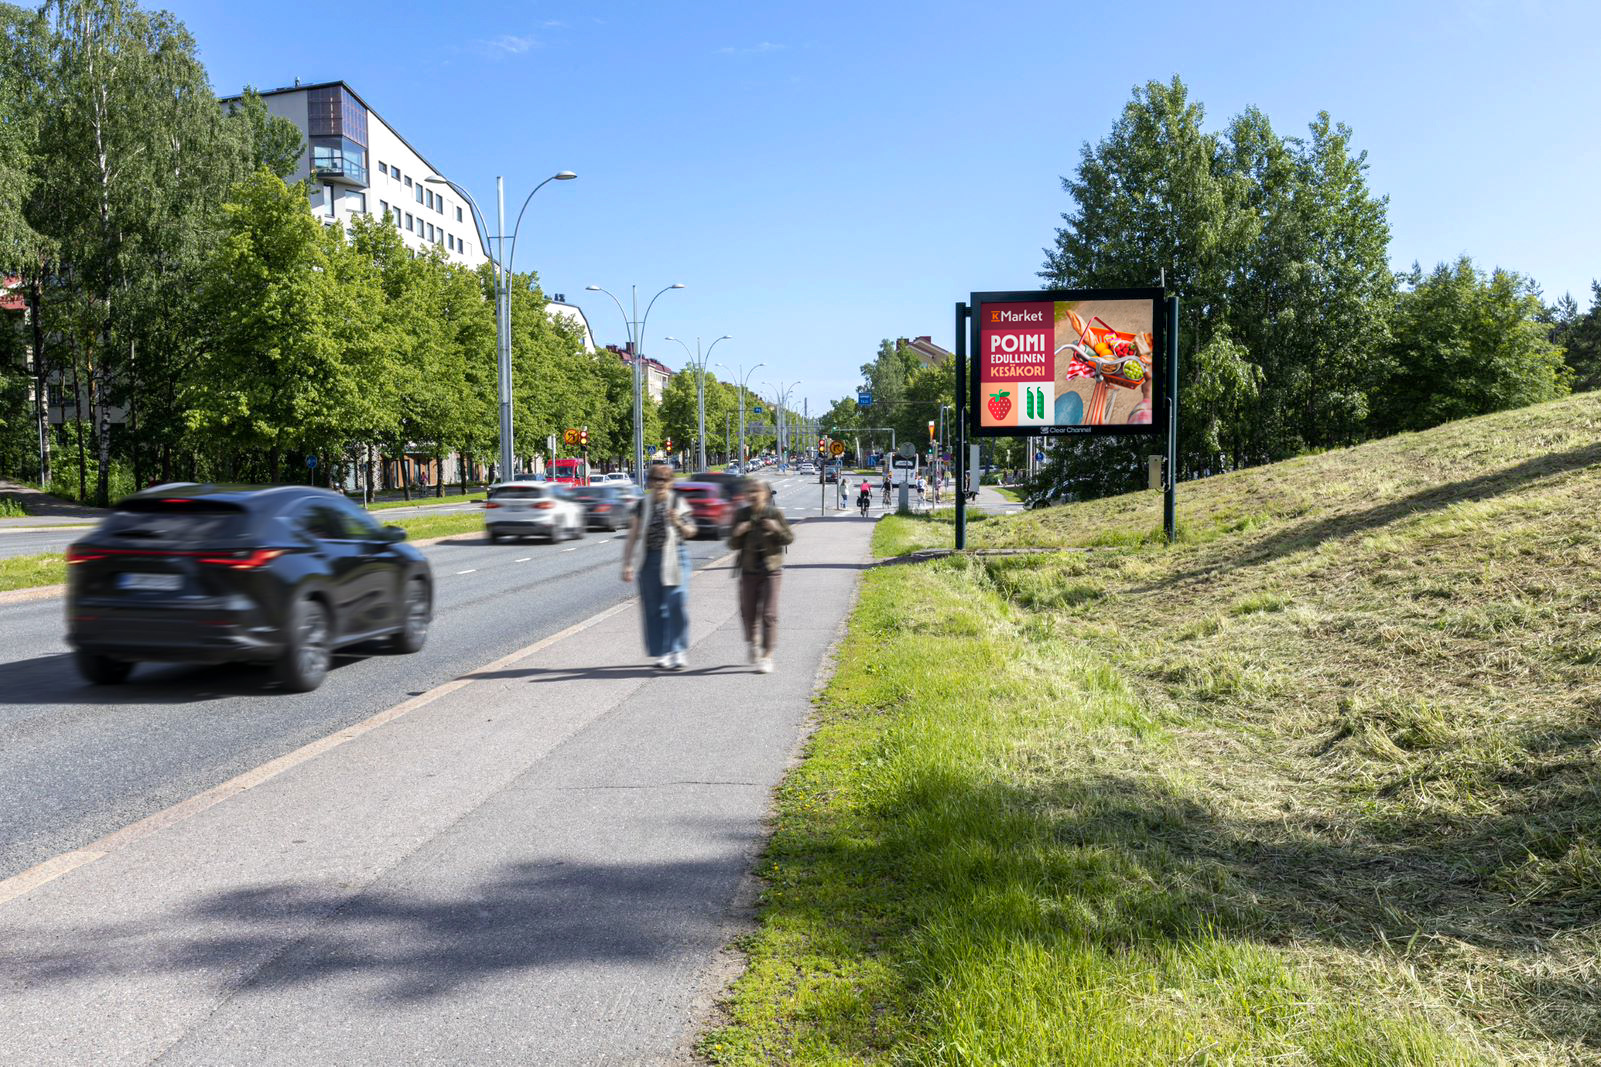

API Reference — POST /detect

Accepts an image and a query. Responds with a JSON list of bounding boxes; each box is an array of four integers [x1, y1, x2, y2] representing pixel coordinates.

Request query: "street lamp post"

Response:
[[717, 362, 765, 468], [425, 170, 575, 482], [586, 283, 685, 482], [665, 334, 732, 473], [765, 380, 800, 468]]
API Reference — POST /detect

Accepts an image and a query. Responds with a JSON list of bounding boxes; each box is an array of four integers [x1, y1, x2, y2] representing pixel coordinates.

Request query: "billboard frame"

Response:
[[966, 286, 1165, 439]]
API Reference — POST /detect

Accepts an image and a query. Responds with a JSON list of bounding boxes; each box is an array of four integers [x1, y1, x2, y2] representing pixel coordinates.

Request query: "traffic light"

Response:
[[928, 420, 936, 442], [579, 428, 589, 449], [665, 436, 673, 453]]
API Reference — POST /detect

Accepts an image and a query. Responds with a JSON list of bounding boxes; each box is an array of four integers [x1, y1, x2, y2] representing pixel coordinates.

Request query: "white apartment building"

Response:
[[222, 81, 486, 268]]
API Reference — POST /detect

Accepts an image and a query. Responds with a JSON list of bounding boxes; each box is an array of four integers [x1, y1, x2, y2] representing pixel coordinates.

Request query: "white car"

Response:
[[797, 462, 817, 475], [483, 482, 586, 543], [593, 472, 632, 486]]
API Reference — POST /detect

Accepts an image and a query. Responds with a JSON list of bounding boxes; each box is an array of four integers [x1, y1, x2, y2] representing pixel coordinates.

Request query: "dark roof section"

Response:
[[217, 80, 448, 186]]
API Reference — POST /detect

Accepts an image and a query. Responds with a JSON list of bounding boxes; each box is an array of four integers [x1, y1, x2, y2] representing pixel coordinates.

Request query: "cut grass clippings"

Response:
[[707, 392, 1601, 1065]]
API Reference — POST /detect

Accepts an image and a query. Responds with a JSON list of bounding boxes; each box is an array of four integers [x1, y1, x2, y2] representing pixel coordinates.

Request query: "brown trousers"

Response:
[[739, 570, 781, 653]]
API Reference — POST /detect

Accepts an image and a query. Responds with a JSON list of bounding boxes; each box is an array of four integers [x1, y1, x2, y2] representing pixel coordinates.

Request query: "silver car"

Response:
[[483, 483, 586, 543]]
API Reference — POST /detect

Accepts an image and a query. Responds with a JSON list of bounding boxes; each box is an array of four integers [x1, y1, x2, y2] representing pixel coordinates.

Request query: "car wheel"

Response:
[[276, 596, 331, 693], [487, 529, 503, 544], [572, 517, 585, 539], [387, 577, 430, 654], [76, 651, 133, 685]]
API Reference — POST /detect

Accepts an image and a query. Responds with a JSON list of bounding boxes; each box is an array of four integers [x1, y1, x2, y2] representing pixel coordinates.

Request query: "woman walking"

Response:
[[728, 479, 794, 674], [621, 464, 698, 669]]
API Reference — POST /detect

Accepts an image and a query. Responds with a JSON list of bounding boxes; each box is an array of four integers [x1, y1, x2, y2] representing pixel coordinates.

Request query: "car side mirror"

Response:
[[379, 525, 407, 543]]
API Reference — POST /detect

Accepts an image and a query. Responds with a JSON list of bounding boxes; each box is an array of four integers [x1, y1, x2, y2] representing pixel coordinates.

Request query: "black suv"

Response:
[[65, 485, 433, 692]]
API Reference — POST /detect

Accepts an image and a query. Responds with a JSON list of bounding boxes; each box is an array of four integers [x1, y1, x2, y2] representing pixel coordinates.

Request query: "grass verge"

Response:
[[367, 491, 486, 511], [0, 553, 66, 593], [707, 392, 1601, 1065]]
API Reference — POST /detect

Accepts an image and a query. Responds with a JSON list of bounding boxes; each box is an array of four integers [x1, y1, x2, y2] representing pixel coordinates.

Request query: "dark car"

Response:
[[65, 485, 433, 692], [569, 485, 630, 531], [673, 481, 734, 539]]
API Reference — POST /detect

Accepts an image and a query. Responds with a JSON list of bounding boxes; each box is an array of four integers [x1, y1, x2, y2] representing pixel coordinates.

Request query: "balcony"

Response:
[[310, 136, 368, 187]]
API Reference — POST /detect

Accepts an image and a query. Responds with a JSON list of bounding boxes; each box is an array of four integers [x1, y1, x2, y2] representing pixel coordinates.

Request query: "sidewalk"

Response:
[[0, 480, 101, 529], [0, 515, 876, 1064]]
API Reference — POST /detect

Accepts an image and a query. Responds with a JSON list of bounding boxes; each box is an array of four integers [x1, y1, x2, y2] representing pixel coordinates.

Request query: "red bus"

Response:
[[549, 457, 588, 487]]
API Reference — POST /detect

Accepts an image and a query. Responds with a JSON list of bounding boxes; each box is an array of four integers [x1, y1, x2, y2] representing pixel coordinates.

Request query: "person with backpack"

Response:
[[728, 479, 794, 673]]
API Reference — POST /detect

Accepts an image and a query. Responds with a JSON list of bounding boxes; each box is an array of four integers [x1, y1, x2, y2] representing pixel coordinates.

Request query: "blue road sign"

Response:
[[1034, 451, 1045, 463], [306, 455, 318, 469], [857, 391, 872, 407], [753, 405, 763, 414]]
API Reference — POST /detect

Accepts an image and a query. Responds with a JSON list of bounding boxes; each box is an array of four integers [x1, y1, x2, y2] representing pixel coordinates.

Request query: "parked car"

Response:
[[569, 485, 631, 531], [674, 481, 735, 539], [64, 485, 432, 692], [483, 482, 585, 543]]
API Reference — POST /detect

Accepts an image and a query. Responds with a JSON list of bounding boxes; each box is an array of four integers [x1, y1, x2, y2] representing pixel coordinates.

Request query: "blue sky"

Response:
[[169, 0, 1600, 414]]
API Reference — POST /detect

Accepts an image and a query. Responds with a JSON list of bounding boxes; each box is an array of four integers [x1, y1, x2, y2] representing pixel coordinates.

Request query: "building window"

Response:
[[403, 174, 412, 188], [323, 184, 335, 217], [310, 135, 367, 185], [379, 199, 388, 214], [456, 206, 463, 223], [436, 197, 444, 215], [377, 160, 386, 177], [405, 212, 413, 232], [349, 191, 366, 213], [415, 185, 423, 204], [391, 207, 401, 227], [426, 223, 435, 241]]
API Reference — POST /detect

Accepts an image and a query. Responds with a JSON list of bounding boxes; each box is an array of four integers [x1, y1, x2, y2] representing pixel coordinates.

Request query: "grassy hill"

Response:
[[708, 393, 1601, 1064]]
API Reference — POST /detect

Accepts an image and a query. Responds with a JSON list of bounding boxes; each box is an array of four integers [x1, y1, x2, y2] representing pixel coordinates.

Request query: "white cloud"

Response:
[[717, 41, 785, 56], [479, 33, 540, 56]]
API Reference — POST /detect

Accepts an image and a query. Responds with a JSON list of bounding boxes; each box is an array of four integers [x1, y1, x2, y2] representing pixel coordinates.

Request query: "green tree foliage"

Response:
[[1549, 282, 1601, 394], [1371, 258, 1570, 434]]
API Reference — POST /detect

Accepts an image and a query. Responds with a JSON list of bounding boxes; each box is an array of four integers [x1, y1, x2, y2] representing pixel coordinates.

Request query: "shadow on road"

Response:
[[0, 652, 372, 705], [0, 839, 757, 1005]]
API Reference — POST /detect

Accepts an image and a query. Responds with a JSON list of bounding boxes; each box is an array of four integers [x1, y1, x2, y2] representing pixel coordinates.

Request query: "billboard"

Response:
[[968, 287, 1163, 437]]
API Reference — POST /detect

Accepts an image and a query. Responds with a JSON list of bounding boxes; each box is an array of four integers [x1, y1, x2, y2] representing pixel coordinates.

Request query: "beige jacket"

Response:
[[624, 491, 697, 585]]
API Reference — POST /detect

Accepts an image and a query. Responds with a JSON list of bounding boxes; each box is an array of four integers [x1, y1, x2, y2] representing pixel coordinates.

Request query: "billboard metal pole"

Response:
[[1164, 294, 1179, 543], [955, 301, 969, 550]]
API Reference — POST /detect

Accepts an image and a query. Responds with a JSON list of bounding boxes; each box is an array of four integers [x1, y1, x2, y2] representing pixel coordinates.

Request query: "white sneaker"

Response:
[[655, 655, 671, 669], [670, 651, 686, 670], [758, 655, 774, 674], [747, 641, 760, 664]]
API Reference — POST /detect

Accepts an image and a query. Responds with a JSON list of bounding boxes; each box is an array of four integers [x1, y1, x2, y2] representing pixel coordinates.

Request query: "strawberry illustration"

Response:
[[987, 390, 1012, 420]]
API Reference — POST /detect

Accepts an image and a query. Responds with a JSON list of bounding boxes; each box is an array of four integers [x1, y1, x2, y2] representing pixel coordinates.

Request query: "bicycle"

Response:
[[858, 493, 871, 518]]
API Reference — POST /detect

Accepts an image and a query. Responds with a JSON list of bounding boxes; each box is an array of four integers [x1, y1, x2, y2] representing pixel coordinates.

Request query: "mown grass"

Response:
[[0, 552, 66, 592], [0, 497, 28, 518], [708, 392, 1601, 1065]]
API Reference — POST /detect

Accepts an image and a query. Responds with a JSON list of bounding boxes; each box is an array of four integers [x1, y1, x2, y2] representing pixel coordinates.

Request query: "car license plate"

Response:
[[118, 572, 182, 592]]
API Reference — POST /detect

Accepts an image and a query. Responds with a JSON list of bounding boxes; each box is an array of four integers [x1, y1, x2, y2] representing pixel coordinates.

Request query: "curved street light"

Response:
[[665, 334, 732, 470], [426, 170, 576, 480], [716, 361, 765, 467], [764, 379, 802, 465], [586, 283, 686, 481]]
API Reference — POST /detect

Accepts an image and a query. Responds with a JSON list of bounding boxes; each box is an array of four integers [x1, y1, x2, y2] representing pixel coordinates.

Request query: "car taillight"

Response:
[[535, 500, 554, 510], [198, 548, 286, 570], [594, 504, 611, 512], [66, 546, 106, 565], [483, 502, 501, 509]]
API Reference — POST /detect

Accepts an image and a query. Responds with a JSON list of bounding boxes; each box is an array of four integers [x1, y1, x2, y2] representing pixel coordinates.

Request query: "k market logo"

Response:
[[989, 308, 1045, 324]]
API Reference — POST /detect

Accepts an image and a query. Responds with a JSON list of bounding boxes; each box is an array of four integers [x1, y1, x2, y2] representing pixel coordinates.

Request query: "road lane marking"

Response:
[[455, 569, 477, 575], [563, 547, 577, 552], [514, 557, 531, 562]]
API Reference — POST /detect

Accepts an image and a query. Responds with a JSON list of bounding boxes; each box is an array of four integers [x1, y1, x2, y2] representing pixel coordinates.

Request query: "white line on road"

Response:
[[563, 547, 577, 552], [455, 569, 477, 575], [514, 557, 531, 563]]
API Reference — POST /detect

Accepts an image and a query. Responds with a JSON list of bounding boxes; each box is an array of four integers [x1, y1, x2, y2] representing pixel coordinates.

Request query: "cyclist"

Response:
[[882, 473, 892, 505], [857, 479, 873, 517]]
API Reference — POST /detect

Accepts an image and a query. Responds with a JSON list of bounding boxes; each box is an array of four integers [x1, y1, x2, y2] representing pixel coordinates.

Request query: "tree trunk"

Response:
[[269, 448, 280, 485], [68, 361, 87, 501], [460, 447, 468, 496], [161, 442, 172, 483], [400, 454, 411, 501], [435, 451, 444, 497], [26, 278, 51, 488]]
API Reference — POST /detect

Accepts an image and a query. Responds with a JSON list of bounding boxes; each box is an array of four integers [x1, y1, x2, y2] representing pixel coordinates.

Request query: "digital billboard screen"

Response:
[[968, 287, 1164, 437]]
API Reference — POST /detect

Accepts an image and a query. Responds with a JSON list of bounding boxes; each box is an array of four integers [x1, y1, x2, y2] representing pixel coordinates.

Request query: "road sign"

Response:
[[895, 441, 917, 460], [305, 455, 318, 469], [1035, 451, 1045, 463], [892, 456, 916, 469], [753, 405, 763, 414], [857, 391, 872, 407], [563, 428, 581, 446], [830, 441, 845, 457]]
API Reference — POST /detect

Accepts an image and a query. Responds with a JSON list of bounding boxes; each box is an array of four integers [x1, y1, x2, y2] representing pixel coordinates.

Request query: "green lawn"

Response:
[[706, 392, 1601, 1065], [367, 491, 486, 511], [0, 552, 66, 592]]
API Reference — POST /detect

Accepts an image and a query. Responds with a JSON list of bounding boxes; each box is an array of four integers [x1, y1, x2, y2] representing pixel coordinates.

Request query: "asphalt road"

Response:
[[0, 473, 884, 883]]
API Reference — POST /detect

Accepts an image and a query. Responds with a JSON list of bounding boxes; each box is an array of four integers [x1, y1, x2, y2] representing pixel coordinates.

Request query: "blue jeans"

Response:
[[638, 546, 691, 657]]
